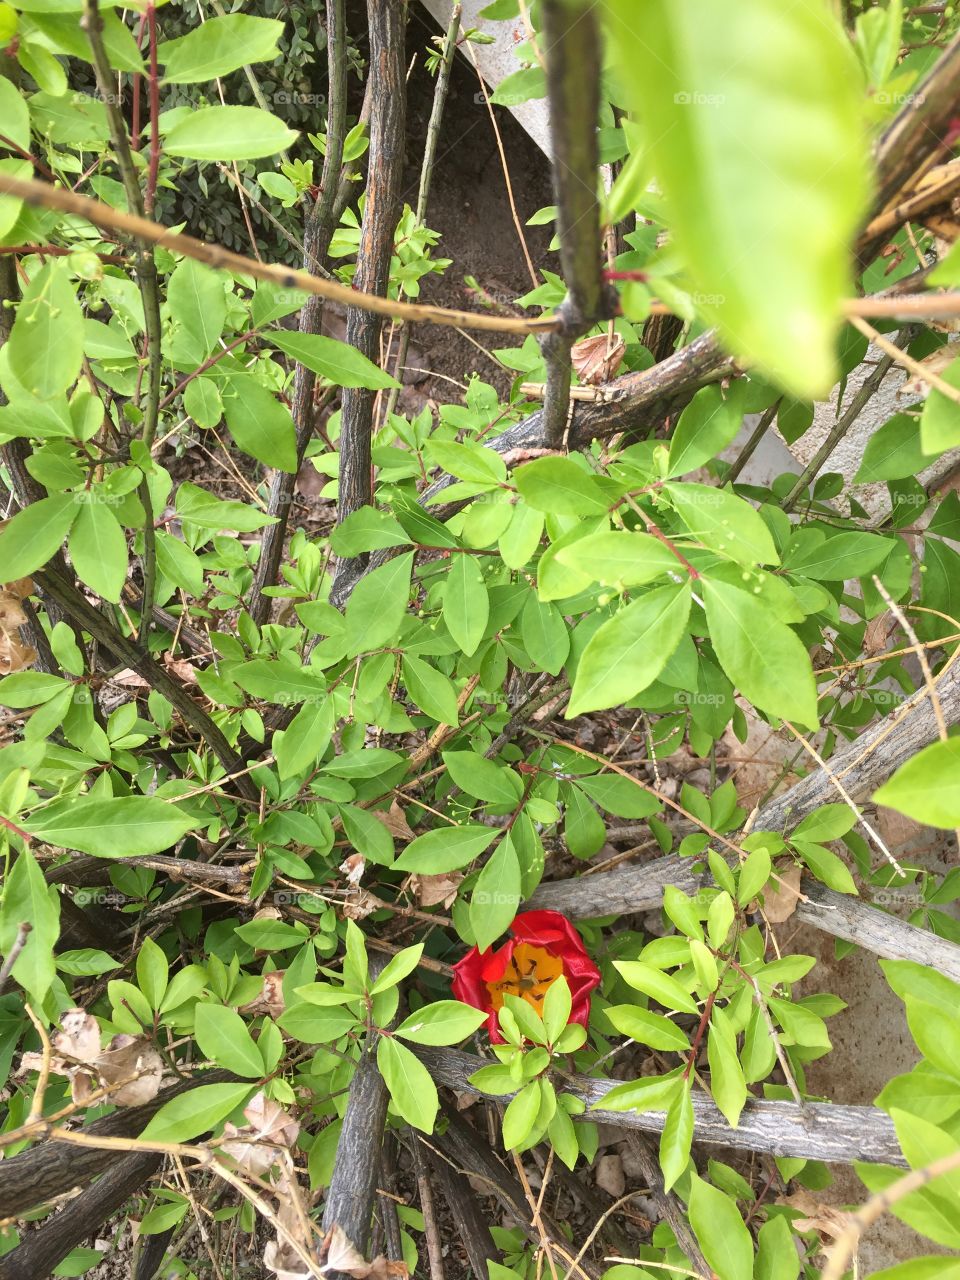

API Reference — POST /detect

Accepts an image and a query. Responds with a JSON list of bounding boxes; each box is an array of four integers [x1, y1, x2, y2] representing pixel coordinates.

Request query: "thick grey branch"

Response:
[[419, 1048, 905, 1167]]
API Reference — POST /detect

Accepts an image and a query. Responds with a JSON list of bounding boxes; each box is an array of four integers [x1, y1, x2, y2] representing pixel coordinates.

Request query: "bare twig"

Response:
[[539, 0, 612, 446], [333, 0, 408, 595], [0, 173, 559, 337], [822, 1148, 960, 1280], [82, 0, 163, 635], [411, 1131, 446, 1280], [0, 922, 31, 996], [780, 328, 915, 512], [248, 0, 349, 624]]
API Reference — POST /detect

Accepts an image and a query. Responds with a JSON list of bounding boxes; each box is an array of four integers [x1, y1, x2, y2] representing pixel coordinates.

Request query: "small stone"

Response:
[[595, 1153, 626, 1198]]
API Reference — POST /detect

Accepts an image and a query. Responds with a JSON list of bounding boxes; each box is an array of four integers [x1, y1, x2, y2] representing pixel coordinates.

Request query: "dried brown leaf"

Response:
[[339, 853, 366, 886], [82, 1034, 165, 1105], [571, 333, 626, 386], [371, 802, 415, 841], [242, 970, 286, 1018], [409, 871, 462, 909], [52, 1009, 101, 1062], [761, 863, 803, 924], [777, 1190, 855, 1245], [340, 889, 378, 921]]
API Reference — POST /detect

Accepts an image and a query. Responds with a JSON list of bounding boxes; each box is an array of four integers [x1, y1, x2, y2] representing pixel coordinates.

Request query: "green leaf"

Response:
[[567, 583, 692, 716], [755, 1215, 800, 1280], [663, 885, 705, 940], [136, 937, 168, 1010], [443, 751, 522, 805], [278, 1003, 359, 1042], [25, 795, 196, 856], [855, 413, 930, 483], [666, 483, 779, 566], [563, 784, 606, 859], [370, 945, 423, 994], [660, 1080, 694, 1190], [394, 824, 497, 874], [792, 804, 855, 842], [470, 838, 521, 951], [344, 552, 414, 656], [499, 502, 545, 570], [768, 996, 831, 1050], [793, 841, 857, 894], [513, 456, 610, 515], [0, 77, 30, 151], [443, 554, 489, 656], [194, 1003, 264, 1078], [57, 948, 120, 976], [167, 258, 226, 364], [68, 498, 127, 602], [857, 1262, 960, 1280], [31, 10, 144, 74], [0, 670, 68, 711], [159, 15, 284, 83], [326, 749, 404, 779], [921, 357, 960, 455], [667, 384, 745, 477], [706, 1006, 747, 1127], [221, 374, 296, 472], [275, 697, 334, 780], [688, 1173, 754, 1280], [163, 106, 297, 161], [783, 531, 892, 581], [176, 482, 277, 533], [0, 493, 77, 580], [502, 1079, 542, 1149], [575, 773, 660, 819], [404, 655, 460, 727], [556, 529, 678, 588], [605, 1004, 690, 1052], [273, 332, 400, 389], [703, 577, 818, 727], [331, 507, 410, 556], [0, 846, 59, 1004], [7, 261, 84, 399], [427, 439, 507, 485], [881, 960, 960, 1017], [601, 0, 868, 398], [377, 1035, 439, 1132], [491, 65, 546, 105], [737, 846, 772, 905], [394, 1000, 488, 1046], [885, 1109, 960, 1248], [904, 998, 960, 1081], [139, 1082, 254, 1142], [598, 1070, 684, 1113], [542, 975, 572, 1043], [613, 961, 699, 1015], [521, 593, 569, 675], [339, 805, 395, 866], [873, 740, 960, 829]]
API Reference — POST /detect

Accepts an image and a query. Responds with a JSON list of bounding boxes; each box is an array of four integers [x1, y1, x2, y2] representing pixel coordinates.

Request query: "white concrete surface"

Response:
[[418, 0, 554, 157]]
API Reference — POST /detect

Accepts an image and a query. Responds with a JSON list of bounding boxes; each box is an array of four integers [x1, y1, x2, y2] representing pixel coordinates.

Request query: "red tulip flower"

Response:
[[452, 909, 600, 1044]]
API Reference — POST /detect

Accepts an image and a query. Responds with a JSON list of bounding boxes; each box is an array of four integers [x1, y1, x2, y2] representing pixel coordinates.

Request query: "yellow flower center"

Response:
[[486, 942, 563, 1012]]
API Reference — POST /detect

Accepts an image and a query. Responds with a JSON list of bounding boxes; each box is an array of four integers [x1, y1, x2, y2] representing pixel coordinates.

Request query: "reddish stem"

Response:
[[158, 328, 259, 411], [145, 3, 160, 216], [682, 988, 717, 1080], [0, 244, 128, 265], [0, 813, 32, 843], [603, 269, 648, 282], [131, 12, 147, 150], [645, 516, 700, 580]]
